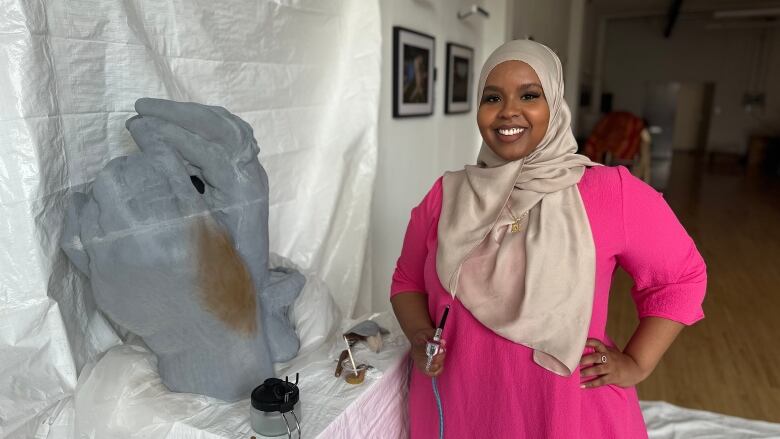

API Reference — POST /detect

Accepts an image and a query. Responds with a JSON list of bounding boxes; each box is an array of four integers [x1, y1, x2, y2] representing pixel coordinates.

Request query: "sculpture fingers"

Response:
[[134, 98, 250, 150], [260, 269, 306, 362], [91, 153, 198, 232], [61, 191, 91, 274], [127, 115, 241, 196]]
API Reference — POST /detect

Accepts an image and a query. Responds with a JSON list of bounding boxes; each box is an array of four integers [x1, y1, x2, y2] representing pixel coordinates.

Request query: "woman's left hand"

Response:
[[579, 338, 647, 389]]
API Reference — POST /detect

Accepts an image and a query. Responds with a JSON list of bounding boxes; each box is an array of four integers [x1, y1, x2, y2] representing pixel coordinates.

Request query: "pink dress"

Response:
[[390, 166, 707, 438]]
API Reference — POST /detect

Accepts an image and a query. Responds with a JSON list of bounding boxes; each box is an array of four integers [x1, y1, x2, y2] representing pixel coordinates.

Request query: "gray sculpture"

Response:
[[61, 98, 305, 402]]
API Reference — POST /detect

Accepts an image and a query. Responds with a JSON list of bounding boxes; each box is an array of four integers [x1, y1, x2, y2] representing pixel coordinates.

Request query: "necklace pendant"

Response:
[[510, 220, 521, 233]]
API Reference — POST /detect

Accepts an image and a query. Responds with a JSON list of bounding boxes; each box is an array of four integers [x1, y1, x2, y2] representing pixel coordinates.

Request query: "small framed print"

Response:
[[393, 26, 435, 118], [445, 43, 474, 114]]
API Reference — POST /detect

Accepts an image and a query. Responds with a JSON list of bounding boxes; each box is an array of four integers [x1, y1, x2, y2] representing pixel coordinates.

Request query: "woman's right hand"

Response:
[[409, 328, 447, 377], [390, 293, 447, 377]]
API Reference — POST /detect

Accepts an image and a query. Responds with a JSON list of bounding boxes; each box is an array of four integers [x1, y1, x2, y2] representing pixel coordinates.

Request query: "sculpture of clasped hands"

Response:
[[61, 98, 304, 401]]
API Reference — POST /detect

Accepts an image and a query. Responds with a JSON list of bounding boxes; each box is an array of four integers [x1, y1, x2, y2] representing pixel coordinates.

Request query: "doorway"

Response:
[[642, 81, 716, 190], [673, 82, 715, 154]]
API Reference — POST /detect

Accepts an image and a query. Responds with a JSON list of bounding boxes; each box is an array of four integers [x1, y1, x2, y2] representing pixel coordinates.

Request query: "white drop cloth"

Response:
[[642, 401, 780, 439], [45, 313, 408, 439]]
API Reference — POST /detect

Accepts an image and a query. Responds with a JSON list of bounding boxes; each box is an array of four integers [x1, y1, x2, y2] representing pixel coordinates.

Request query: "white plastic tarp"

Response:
[[642, 401, 780, 438], [0, 1, 381, 437], [61, 313, 409, 439]]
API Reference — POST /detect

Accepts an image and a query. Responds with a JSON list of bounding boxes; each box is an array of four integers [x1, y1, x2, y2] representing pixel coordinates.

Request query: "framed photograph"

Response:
[[445, 43, 474, 114], [393, 26, 435, 118]]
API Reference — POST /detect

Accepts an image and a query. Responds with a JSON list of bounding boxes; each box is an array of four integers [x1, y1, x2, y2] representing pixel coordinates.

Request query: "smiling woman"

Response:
[[477, 60, 550, 161], [390, 39, 707, 439]]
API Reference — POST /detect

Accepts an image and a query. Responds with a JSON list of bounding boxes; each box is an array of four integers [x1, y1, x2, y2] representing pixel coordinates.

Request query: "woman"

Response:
[[390, 40, 706, 438]]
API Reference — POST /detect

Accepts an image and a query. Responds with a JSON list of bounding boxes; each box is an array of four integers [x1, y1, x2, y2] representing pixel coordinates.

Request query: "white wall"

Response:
[[565, 0, 587, 131], [601, 17, 780, 154], [363, 0, 510, 315], [512, 0, 572, 57], [512, 0, 584, 130], [577, 6, 604, 138]]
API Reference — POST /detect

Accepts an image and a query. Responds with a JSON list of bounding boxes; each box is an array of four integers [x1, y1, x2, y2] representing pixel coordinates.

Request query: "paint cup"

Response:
[[340, 359, 368, 385]]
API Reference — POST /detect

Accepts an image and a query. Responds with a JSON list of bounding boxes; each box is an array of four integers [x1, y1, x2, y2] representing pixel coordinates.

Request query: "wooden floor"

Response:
[[606, 153, 780, 422]]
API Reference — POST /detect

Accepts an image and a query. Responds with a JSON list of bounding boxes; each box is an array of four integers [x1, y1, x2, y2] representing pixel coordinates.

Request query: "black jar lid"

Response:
[[251, 377, 300, 413]]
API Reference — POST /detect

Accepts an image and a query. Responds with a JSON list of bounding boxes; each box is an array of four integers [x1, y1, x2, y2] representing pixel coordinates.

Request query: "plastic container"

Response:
[[340, 359, 368, 385], [250, 377, 302, 437]]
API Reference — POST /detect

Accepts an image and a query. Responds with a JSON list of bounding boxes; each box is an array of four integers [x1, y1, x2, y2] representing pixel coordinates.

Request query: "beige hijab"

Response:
[[436, 40, 600, 376]]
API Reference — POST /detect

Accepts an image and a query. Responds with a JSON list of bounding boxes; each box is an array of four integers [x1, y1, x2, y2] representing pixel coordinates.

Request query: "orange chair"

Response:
[[584, 112, 651, 182]]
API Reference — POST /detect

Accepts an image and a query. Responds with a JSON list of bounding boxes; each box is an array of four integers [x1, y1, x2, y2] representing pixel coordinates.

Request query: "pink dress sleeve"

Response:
[[616, 166, 707, 325], [390, 178, 443, 297]]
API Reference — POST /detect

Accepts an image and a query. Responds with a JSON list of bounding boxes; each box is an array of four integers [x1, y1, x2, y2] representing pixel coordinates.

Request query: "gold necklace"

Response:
[[505, 204, 528, 233], [506, 156, 528, 233]]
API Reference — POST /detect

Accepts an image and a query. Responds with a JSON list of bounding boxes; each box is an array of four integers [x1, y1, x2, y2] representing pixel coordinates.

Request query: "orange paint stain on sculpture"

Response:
[[194, 217, 257, 336]]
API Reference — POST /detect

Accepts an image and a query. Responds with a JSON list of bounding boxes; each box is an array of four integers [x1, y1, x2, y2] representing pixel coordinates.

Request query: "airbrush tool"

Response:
[[425, 305, 450, 371]]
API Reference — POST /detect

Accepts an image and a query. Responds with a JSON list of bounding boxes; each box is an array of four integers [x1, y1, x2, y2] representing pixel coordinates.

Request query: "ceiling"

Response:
[[590, 0, 780, 17]]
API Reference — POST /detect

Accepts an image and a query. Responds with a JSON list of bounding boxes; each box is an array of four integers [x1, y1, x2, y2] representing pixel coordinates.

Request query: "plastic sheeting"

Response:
[[0, 1, 380, 437], [44, 313, 408, 439], [642, 401, 780, 438]]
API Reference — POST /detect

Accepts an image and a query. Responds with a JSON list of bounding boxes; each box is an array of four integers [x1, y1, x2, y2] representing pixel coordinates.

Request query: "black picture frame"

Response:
[[445, 43, 474, 114], [393, 26, 435, 118]]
